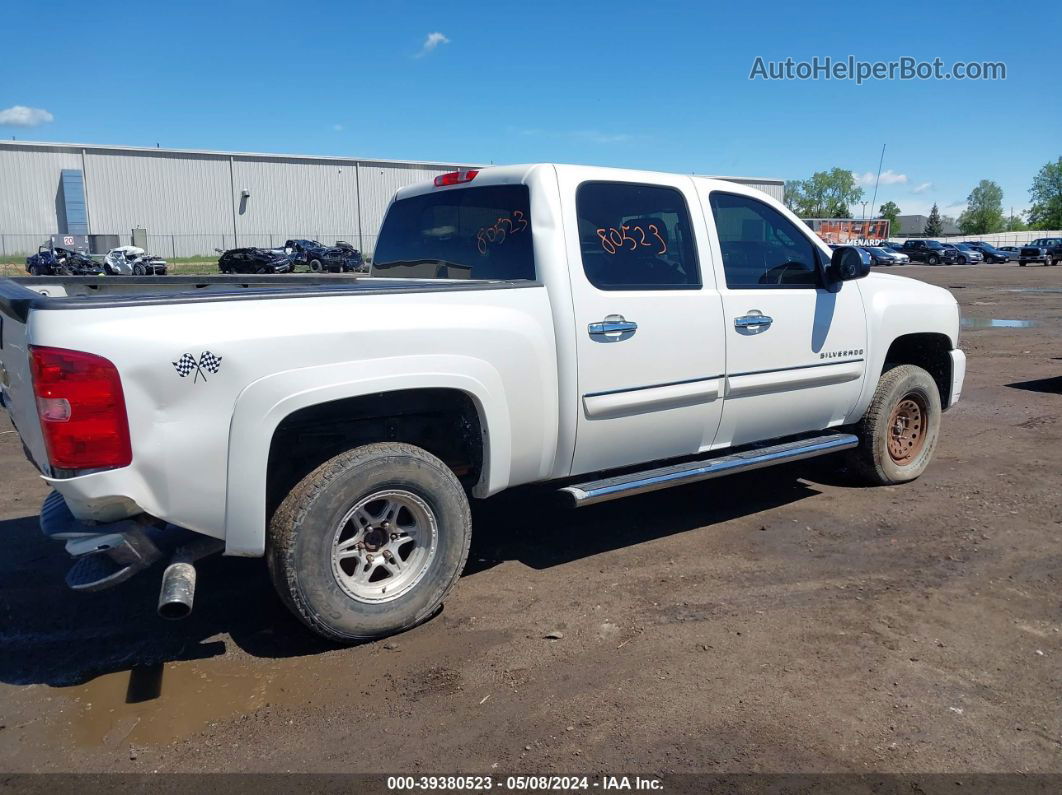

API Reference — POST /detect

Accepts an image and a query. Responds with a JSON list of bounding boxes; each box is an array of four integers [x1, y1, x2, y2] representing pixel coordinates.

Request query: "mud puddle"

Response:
[[62, 650, 384, 748], [960, 317, 1040, 329]]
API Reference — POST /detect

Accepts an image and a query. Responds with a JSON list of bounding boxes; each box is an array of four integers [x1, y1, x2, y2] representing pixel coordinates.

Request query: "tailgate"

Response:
[[0, 308, 49, 473]]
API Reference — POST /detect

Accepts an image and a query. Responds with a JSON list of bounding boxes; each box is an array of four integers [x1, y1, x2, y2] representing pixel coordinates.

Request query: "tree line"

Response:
[[783, 157, 1062, 235]]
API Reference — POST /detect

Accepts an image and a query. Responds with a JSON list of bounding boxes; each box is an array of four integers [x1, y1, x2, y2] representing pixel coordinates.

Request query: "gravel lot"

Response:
[[0, 263, 1059, 775]]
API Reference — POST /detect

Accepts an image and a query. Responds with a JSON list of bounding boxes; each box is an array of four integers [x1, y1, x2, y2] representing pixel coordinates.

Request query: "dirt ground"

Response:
[[0, 264, 1059, 776]]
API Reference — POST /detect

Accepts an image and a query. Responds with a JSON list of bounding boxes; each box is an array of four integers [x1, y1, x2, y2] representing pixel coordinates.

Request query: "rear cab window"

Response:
[[372, 185, 535, 280]]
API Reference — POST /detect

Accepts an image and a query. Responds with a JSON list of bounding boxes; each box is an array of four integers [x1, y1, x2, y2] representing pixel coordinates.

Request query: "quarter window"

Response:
[[576, 182, 700, 290], [709, 192, 821, 288]]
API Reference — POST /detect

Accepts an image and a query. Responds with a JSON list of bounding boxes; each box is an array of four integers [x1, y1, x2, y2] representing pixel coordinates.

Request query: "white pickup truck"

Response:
[[0, 164, 966, 641]]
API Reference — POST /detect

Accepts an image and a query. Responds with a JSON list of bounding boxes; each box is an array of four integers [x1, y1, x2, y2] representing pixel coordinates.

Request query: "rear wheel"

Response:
[[847, 364, 942, 486], [268, 442, 472, 642], [927, 255, 939, 265], [309, 258, 324, 273]]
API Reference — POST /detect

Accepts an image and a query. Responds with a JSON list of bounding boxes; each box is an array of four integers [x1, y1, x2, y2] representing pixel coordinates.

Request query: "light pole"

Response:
[[860, 201, 869, 221]]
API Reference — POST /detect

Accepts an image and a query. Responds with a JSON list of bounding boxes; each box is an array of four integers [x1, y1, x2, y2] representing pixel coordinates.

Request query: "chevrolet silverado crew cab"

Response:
[[0, 164, 966, 642]]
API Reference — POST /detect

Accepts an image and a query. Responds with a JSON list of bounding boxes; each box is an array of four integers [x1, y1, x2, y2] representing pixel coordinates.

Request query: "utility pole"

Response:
[[869, 143, 886, 222]]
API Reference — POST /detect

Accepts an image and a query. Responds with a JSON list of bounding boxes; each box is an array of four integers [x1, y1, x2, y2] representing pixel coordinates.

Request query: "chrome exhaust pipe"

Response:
[[156, 537, 223, 620], [157, 561, 197, 620]]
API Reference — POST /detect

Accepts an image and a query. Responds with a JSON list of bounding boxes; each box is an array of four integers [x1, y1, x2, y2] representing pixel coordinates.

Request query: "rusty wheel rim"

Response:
[[887, 392, 928, 466]]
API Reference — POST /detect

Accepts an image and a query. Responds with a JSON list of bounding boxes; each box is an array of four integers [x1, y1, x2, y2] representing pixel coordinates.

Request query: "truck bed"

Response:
[[0, 275, 535, 322]]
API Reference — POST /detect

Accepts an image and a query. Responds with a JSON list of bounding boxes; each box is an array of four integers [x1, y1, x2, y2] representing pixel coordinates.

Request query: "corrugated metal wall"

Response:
[[84, 150, 232, 235], [0, 145, 84, 232], [0, 143, 469, 257], [0, 143, 783, 257]]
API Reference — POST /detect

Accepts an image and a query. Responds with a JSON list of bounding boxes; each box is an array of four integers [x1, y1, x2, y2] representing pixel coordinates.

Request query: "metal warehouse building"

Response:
[[0, 140, 784, 258]]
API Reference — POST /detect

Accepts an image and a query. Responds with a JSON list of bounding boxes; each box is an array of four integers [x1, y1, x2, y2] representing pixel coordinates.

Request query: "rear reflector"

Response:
[[433, 169, 479, 187], [29, 346, 132, 471]]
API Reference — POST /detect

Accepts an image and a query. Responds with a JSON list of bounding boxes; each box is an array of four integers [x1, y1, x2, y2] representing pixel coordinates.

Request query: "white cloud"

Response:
[[570, 129, 633, 144], [415, 32, 450, 58], [911, 181, 932, 194], [0, 105, 54, 127], [852, 169, 907, 187]]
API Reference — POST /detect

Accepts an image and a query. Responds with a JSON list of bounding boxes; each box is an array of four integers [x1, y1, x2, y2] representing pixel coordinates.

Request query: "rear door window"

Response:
[[372, 185, 535, 280], [575, 182, 700, 290]]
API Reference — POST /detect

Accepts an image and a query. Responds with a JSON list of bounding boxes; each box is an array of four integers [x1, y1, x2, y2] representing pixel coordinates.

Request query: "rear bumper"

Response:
[[41, 490, 163, 591], [948, 349, 967, 408], [40, 490, 220, 592]]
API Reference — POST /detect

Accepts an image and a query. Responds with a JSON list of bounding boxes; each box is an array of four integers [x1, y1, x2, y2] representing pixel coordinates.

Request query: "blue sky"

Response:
[[4, 0, 1060, 218]]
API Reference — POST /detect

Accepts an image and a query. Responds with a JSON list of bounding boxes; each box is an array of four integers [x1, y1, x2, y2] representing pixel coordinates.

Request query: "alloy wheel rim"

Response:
[[330, 489, 439, 603]]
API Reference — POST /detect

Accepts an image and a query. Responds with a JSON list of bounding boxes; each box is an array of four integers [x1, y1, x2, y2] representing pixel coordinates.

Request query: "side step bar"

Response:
[[561, 432, 859, 507]]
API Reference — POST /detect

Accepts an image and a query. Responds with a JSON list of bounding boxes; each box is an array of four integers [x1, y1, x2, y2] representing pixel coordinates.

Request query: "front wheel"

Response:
[[268, 442, 472, 642], [927, 255, 939, 265], [846, 364, 942, 486]]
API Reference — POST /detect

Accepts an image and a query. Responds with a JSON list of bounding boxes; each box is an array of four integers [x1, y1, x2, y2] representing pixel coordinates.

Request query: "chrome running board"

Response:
[[561, 432, 859, 507]]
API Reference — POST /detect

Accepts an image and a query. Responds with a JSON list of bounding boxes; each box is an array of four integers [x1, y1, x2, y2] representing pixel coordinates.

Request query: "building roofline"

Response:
[[696, 174, 785, 185], [0, 139, 480, 169], [0, 141, 785, 185]]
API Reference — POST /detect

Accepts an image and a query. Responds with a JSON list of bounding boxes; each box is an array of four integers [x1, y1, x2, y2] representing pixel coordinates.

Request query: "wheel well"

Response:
[[266, 389, 484, 521], [883, 333, 953, 406]]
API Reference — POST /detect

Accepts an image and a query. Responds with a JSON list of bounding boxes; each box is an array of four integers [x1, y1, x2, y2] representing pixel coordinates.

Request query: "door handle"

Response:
[[734, 312, 773, 329], [588, 316, 638, 337]]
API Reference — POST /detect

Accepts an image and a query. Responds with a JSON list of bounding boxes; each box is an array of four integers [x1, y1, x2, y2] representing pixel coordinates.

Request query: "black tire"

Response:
[[927, 255, 939, 265], [268, 442, 472, 642], [957, 256, 966, 265], [309, 258, 324, 273], [132, 263, 145, 276], [1019, 262, 1027, 267], [846, 364, 942, 486]]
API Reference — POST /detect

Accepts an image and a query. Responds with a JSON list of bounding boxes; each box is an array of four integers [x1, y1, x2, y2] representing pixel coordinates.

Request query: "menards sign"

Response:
[[802, 218, 890, 246]]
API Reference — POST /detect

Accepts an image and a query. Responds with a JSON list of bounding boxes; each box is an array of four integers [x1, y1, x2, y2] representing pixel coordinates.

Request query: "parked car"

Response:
[[941, 243, 984, 265], [1018, 237, 1062, 266], [998, 245, 1023, 259], [861, 246, 909, 266], [24, 245, 104, 276], [103, 246, 168, 276], [881, 241, 907, 252], [285, 239, 366, 273], [217, 246, 295, 274], [0, 164, 966, 641], [963, 242, 1011, 263], [900, 239, 958, 265]]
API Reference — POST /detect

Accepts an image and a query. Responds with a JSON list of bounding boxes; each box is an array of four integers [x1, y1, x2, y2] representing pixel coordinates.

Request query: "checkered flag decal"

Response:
[[199, 351, 223, 374], [173, 353, 198, 378], [172, 351, 222, 382]]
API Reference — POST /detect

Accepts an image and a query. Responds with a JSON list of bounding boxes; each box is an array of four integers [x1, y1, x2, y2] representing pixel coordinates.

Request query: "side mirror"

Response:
[[830, 246, 871, 281]]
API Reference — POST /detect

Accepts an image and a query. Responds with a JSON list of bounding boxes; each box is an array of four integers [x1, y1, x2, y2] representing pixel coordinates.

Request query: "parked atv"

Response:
[[216, 247, 295, 274], [25, 245, 104, 276], [103, 246, 168, 276]]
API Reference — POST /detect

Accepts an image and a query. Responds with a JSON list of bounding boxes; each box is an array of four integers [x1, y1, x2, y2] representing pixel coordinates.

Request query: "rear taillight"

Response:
[[29, 346, 131, 471], [433, 169, 479, 187]]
